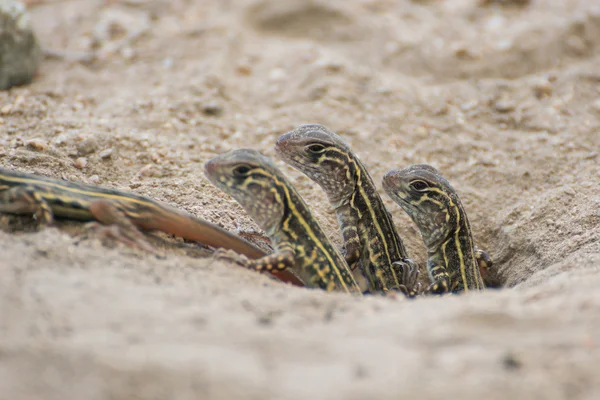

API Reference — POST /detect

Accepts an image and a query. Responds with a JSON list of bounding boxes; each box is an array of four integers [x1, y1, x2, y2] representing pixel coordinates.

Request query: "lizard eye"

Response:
[[410, 180, 429, 191], [305, 143, 326, 153], [233, 165, 251, 176]]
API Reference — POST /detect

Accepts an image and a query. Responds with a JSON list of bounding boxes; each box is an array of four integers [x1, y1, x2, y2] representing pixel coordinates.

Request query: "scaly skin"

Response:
[[204, 149, 361, 294], [275, 124, 419, 297], [383, 164, 489, 294], [0, 166, 304, 286]]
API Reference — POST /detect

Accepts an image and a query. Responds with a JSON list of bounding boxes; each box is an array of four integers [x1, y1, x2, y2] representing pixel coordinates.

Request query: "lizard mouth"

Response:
[[394, 193, 423, 214], [394, 192, 412, 206]]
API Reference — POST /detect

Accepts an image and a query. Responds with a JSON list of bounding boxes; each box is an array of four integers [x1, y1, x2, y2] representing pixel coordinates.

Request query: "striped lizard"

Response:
[[0, 166, 304, 286], [204, 149, 362, 294], [382, 164, 489, 293], [275, 124, 420, 296]]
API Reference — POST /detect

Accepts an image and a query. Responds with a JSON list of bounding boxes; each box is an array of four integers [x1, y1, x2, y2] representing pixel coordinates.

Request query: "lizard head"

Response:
[[275, 124, 356, 205], [204, 149, 286, 235], [382, 164, 459, 247]]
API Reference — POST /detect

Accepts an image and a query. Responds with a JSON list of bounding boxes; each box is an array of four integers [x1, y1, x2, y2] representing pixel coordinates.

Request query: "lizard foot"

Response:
[[81, 221, 162, 256], [391, 259, 422, 298], [213, 248, 250, 267]]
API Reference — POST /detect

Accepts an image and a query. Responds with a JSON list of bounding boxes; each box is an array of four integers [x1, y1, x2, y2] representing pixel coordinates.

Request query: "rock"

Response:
[[0, 0, 41, 90], [201, 102, 223, 116], [494, 99, 516, 113]]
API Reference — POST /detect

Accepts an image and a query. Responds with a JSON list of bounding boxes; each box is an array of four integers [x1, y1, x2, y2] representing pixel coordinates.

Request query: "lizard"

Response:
[[275, 124, 420, 296], [382, 164, 490, 294], [0, 166, 304, 287], [203, 148, 362, 294]]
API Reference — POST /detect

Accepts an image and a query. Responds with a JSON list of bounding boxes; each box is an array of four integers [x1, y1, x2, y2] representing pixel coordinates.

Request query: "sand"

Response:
[[1, 0, 599, 399]]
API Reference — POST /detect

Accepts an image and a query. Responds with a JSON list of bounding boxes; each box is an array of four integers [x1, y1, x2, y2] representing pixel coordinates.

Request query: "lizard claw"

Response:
[[213, 248, 249, 266], [391, 259, 421, 298], [425, 279, 451, 295]]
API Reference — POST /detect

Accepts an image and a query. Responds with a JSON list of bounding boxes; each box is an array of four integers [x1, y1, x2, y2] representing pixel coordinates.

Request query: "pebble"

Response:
[[580, 181, 594, 189], [0, 0, 41, 90], [269, 68, 287, 81], [591, 99, 600, 114], [26, 138, 47, 151], [99, 148, 113, 159], [236, 63, 252, 76], [564, 186, 576, 196], [531, 77, 553, 98], [74, 157, 88, 169], [202, 102, 223, 116], [76, 137, 99, 155], [494, 99, 516, 113], [88, 175, 101, 185]]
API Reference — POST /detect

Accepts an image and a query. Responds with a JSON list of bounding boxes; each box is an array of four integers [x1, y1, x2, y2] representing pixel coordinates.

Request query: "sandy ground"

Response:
[[1, 0, 599, 399]]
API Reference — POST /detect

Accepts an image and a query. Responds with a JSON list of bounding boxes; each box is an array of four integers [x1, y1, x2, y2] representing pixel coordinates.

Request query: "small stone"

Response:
[[26, 138, 47, 151], [591, 99, 600, 114], [454, 46, 480, 60], [494, 99, 516, 113], [580, 181, 594, 188], [88, 175, 101, 185], [0, 0, 42, 90], [269, 68, 287, 81], [76, 137, 99, 155], [201, 102, 223, 117], [531, 78, 553, 98], [74, 157, 88, 169], [99, 148, 113, 159], [136, 164, 153, 178], [501, 352, 522, 370], [0, 104, 12, 114], [236, 63, 252, 76], [564, 186, 576, 196]]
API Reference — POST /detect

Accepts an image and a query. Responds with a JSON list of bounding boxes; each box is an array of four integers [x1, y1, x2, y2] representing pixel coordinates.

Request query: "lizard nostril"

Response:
[[204, 160, 217, 177], [274, 137, 289, 153], [382, 172, 395, 187]]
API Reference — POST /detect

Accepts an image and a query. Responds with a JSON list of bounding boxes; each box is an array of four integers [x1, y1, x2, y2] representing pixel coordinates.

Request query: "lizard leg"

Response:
[[87, 199, 157, 254], [426, 261, 452, 295], [336, 205, 362, 271], [214, 246, 295, 273], [232, 219, 274, 251], [391, 258, 422, 298], [475, 246, 493, 277], [0, 185, 54, 225], [475, 245, 501, 288]]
